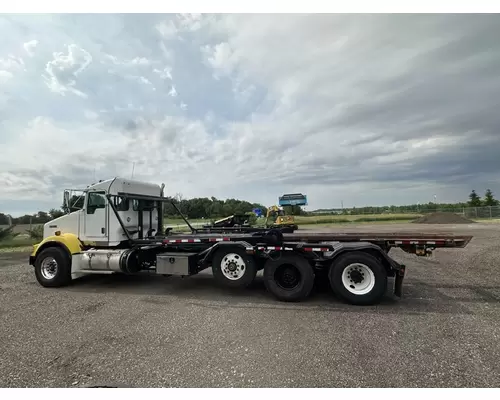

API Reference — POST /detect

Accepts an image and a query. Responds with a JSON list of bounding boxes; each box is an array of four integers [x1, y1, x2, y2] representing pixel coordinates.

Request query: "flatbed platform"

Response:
[[139, 231, 473, 251], [282, 232, 472, 246]]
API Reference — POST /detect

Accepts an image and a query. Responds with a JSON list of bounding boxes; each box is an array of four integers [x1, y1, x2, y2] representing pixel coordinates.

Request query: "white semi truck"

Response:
[[29, 177, 472, 305]]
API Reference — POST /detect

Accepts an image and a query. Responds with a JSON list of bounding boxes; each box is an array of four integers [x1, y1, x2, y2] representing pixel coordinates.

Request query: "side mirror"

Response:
[[63, 190, 70, 213]]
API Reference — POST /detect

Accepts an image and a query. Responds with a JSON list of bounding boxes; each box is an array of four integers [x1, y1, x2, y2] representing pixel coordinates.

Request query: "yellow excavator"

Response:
[[265, 205, 298, 232]]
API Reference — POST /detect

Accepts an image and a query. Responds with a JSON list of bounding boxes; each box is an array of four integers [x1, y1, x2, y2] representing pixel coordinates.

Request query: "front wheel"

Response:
[[329, 251, 387, 305], [34, 247, 72, 287]]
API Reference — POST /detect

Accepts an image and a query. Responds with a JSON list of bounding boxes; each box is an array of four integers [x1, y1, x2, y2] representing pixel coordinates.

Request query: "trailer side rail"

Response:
[[153, 234, 472, 256]]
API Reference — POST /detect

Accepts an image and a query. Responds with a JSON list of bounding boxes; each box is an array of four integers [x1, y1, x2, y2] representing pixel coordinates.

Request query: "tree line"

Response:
[[0, 209, 65, 226], [162, 195, 268, 220], [1, 188, 498, 225], [0, 197, 270, 225], [313, 188, 499, 215]]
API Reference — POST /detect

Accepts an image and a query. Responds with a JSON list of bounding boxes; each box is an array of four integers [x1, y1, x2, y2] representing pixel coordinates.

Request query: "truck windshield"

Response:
[[64, 190, 86, 213]]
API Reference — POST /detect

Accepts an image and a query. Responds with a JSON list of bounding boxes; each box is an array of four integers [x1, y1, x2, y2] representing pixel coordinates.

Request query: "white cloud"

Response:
[[84, 110, 99, 120], [0, 114, 237, 202], [168, 85, 178, 97], [176, 13, 204, 32], [156, 13, 209, 40], [104, 54, 152, 67], [139, 76, 152, 85], [153, 67, 172, 80], [202, 42, 238, 77], [0, 55, 25, 72], [23, 39, 38, 57], [113, 104, 144, 112], [43, 44, 92, 97], [156, 20, 178, 40], [0, 70, 14, 84], [130, 57, 150, 66]]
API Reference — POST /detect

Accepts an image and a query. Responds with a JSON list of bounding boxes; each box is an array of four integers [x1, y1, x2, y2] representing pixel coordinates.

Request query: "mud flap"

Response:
[[394, 265, 405, 298]]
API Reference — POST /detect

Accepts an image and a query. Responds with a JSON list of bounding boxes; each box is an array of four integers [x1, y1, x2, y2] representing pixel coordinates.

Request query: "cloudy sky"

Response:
[[1, 13, 500, 216]]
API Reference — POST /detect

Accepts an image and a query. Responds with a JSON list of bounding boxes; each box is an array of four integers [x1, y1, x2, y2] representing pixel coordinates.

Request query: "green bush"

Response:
[[26, 225, 44, 241], [245, 212, 258, 226], [0, 226, 20, 241]]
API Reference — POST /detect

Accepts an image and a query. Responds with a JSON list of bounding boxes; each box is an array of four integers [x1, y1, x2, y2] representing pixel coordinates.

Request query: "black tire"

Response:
[[211, 247, 257, 288], [263, 254, 315, 302], [34, 246, 72, 287], [328, 251, 387, 306]]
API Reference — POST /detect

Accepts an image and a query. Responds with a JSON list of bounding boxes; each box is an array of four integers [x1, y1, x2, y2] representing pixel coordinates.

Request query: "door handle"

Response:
[[101, 227, 105, 234]]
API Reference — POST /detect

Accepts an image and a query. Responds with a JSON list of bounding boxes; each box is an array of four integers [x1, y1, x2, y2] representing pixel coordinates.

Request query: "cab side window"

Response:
[[114, 196, 129, 211], [132, 199, 140, 211], [132, 199, 155, 211], [87, 192, 106, 214]]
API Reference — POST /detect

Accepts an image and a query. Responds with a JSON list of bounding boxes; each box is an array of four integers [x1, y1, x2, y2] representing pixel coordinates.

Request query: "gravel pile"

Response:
[[412, 212, 475, 224]]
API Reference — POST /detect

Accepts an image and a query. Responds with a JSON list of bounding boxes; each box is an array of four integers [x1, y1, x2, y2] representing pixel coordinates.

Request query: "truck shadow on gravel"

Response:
[[63, 272, 500, 316]]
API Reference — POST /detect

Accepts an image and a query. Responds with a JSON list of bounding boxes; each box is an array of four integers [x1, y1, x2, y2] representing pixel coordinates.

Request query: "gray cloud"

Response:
[[2, 14, 500, 215]]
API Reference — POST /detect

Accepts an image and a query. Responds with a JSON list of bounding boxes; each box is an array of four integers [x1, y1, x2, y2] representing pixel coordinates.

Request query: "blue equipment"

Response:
[[252, 208, 263, 217]]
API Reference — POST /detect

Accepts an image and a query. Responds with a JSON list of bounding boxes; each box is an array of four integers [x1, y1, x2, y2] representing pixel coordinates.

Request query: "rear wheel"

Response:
[[34, 247, 72, 287], [329, 251, 387, 305], [263, 254, 315, 302], [211, 247, 257, 288]]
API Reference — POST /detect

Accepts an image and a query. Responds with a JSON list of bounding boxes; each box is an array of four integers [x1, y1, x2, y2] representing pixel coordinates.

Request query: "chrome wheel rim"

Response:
[[41, 257, 58, 280], [220, 253, 246, 280]]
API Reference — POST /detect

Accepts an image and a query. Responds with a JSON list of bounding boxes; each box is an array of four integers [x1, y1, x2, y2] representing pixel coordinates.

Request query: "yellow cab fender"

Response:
[[29, 233, 83, 266]]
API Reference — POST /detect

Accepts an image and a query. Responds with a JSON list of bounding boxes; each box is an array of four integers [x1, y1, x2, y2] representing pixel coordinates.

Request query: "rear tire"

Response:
[[263, 254, 315, 302], [329, 251, 387, 305], [212, 247, 257, 288], [34, 247, 72, 287]]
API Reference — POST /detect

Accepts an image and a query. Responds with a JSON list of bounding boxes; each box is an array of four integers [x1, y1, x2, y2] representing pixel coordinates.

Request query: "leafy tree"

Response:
[[483, 189, 499, 206], [282, 205, 305, 216], [468, 190, 482, 207], [0, 213, 9, 225], [162, 196, 267, 220], [49, 208, 65, 219]]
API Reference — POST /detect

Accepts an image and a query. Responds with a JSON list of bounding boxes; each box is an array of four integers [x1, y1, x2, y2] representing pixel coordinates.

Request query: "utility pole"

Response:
[[131, 162, 135, 179]]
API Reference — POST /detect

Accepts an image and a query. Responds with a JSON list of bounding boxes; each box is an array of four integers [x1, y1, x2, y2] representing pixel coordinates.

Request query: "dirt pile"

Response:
[[412, 212, 475, 224]]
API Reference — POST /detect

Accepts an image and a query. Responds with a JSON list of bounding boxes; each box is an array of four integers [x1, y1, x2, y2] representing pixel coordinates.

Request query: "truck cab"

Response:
[[45, 177, 164, 246]]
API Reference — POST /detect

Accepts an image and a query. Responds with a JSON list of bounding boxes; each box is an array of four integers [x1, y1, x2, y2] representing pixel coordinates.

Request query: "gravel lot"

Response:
[[1, 223, 499, 388]]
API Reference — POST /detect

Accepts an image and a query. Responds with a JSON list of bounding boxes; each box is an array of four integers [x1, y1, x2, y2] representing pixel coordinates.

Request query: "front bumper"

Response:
[[28, 243, 38, 266]]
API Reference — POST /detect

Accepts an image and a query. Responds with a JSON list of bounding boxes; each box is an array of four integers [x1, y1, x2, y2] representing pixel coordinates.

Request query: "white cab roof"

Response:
[[87, 177, 162, 197]]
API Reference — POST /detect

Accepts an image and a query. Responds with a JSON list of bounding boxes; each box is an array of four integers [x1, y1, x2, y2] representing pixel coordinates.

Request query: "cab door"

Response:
[[83, 190, 108, 243]]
